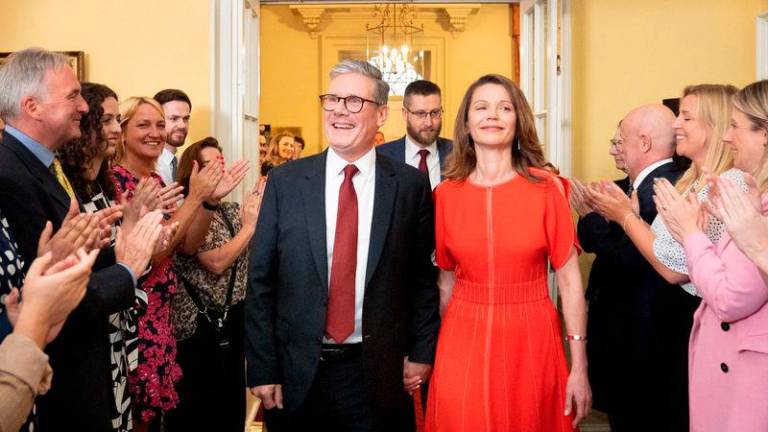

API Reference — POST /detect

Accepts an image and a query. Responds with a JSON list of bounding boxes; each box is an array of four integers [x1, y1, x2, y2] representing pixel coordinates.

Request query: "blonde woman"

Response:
[[654, 80, 768, 431], [113, 97, 223, 432], [260, 131, 295, 176]]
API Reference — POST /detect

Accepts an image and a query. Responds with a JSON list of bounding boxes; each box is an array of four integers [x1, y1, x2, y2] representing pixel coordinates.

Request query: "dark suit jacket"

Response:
[[0, 131, 135, 431], [377, 136, 453, 178], [579, 162, 699, 429], [245, 150, 440, 427]]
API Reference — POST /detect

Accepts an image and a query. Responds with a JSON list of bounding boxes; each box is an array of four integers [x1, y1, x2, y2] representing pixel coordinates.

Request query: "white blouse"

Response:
[[651, 168, 747, 296]]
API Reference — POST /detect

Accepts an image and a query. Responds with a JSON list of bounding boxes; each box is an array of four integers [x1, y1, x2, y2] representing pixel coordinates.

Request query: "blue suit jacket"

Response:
[[377, 136, 453, 179]]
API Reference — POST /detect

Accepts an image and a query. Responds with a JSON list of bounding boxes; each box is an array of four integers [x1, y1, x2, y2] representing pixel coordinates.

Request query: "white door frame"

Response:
[[211, 0, 260, 202], [758, 11, 768, 80]]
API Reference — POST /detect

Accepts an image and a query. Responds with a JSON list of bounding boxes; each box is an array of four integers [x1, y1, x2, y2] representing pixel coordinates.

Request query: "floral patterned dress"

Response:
[[112, 165, 182, 423]]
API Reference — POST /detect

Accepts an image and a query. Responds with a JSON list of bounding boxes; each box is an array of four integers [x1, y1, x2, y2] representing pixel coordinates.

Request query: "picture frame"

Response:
[[0, 50, 85, 80]]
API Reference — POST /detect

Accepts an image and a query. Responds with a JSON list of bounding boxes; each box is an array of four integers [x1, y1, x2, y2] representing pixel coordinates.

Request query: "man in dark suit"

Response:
[[378, 80, 452, 190], [0, 48, 153, 431], [246, 60, 440, 431], [585, 104, 700, 432]]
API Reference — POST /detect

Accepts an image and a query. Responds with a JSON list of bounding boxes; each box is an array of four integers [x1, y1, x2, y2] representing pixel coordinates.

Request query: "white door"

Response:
[[520, 0, 572, 304], [212, 0, 261, 202]]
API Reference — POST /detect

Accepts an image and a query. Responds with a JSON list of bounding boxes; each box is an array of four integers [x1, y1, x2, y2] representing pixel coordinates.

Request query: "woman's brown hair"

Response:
[[443, 74, 548, 182], [177, 136, 223, 196]]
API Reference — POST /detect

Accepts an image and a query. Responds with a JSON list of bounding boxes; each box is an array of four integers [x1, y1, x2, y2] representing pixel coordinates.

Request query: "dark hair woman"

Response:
[[426, 74, 591, 431], [165, 136, 264, 432]]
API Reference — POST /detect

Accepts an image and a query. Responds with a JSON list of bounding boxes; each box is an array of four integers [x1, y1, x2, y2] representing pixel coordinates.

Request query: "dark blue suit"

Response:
[[245, 150, 440, 431], [578, 161, 699, 432], [0, 131, 135, 432], [377, 136, 453, 178]]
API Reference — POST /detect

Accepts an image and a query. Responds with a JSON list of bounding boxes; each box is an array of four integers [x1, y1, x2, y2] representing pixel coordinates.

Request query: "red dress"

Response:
[[426, 170, 578, 432]]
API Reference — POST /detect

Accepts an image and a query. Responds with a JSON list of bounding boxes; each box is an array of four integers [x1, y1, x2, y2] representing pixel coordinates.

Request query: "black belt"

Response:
[[320, 343, 362, 362]]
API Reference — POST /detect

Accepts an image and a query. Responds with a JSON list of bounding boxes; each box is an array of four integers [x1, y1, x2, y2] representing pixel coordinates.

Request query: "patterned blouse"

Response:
[[651, 168, 747, 296], [79, 180, 145, 432], [172, 202, 248, 341]]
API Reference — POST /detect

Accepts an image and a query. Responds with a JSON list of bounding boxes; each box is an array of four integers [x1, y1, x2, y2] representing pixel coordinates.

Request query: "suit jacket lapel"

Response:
[[394, 137, 407, 163], [2, 134, 70, 216], [365, 155, 397, 286], [300, 151, 329, 291]]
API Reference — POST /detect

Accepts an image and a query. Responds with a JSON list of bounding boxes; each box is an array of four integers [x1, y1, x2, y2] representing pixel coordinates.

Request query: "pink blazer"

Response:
[[684, 221, 768, 432]]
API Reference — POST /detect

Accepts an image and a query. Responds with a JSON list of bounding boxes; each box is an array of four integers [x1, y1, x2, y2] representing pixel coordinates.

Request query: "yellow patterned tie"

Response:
[[51, 158, 75, 199]]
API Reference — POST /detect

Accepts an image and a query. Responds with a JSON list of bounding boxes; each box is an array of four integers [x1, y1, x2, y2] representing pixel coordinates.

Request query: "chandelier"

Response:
[[366, 3, 425, 92]]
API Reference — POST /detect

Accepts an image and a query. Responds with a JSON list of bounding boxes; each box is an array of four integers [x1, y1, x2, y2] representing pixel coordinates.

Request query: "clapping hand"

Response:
[[114, 210, 167, 277], [586, 180, 634, 223], [653, 178, 706, 243], [6, 247, 98, 346], [241, 177, 266, 228], [188, 159, 224, 205], [707, 174, 768, 259], [36, 199, 100, 271], [211, 159, 251, 203], [568, 177, 594, 217]]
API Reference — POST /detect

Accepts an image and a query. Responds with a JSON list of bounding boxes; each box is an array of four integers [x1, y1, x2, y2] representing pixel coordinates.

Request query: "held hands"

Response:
[[564, 368, 592, 428], [250, 384, 284, 410], [403, 357, 432, 395], [653, 178, 706, 243]]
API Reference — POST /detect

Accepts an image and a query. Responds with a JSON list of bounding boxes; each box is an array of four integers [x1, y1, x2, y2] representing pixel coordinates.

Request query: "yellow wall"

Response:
[[0, 0, 212, 145], [572, 0, 768, 182], [260, 4, 514, 155]]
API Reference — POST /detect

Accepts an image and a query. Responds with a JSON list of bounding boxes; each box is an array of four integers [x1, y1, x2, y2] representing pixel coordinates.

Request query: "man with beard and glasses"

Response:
[[153, 89, 192, 186], [378, 80, 452, 190]]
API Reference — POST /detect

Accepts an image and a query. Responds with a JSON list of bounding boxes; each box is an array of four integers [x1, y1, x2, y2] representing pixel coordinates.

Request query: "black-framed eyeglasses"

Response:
[[319, 94, 380, 113], [404, 107, 443, 121]]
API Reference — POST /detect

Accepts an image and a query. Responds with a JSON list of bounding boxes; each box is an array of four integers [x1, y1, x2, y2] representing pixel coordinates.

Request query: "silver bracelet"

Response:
[[565, 335, 587, 341]]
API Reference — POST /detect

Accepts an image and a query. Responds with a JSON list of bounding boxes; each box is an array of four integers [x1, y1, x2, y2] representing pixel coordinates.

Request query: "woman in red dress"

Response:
[[425, 74, 591, 431]]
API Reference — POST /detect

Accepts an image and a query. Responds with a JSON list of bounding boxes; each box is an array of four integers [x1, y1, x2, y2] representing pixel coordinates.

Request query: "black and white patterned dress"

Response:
[[81, 181, 146, 432]]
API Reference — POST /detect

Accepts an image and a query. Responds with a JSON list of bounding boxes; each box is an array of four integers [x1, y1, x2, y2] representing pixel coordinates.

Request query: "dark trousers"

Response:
[[165, 302, 246, 432], [265, 349, 415, 432]]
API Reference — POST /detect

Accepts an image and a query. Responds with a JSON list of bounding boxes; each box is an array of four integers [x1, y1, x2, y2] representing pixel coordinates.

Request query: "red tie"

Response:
[[325, 164, 359, 343], [417, 149, 430, 173]]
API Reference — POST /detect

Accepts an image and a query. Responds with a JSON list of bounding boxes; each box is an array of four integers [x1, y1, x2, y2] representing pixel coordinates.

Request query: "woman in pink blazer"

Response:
[[653, 79, 768, 432]]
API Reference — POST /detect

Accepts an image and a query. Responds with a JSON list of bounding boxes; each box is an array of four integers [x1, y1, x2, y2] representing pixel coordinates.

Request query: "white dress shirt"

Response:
[[156, 147, 177, 186], [324, 147, 376, 344], [405, 135, 440, 190]]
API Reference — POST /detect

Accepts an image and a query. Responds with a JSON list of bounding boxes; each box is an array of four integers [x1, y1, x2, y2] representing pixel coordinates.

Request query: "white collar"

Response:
[[327, 146, 376, 177], [633, 158, 673, 190], [158, 147, 176, 165], [404, 135, 438, 161]]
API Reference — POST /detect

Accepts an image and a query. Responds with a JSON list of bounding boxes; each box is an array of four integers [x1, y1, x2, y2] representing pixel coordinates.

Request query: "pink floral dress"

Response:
[[113, 165, 182, 423]]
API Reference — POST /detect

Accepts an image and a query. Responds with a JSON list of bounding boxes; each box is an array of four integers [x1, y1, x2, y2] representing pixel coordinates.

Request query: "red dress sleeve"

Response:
[[544, 175, 579, 270], [434, 184, 456, 271]]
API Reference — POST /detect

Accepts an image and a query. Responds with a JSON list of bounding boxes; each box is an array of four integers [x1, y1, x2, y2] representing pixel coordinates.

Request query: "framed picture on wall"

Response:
[[0, 50, 85, 80]]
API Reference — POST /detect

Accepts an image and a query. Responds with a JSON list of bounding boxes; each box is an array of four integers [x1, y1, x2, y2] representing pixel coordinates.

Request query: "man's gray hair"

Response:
[[0, 48, 69, 120], [329, 60, 390, 105]]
